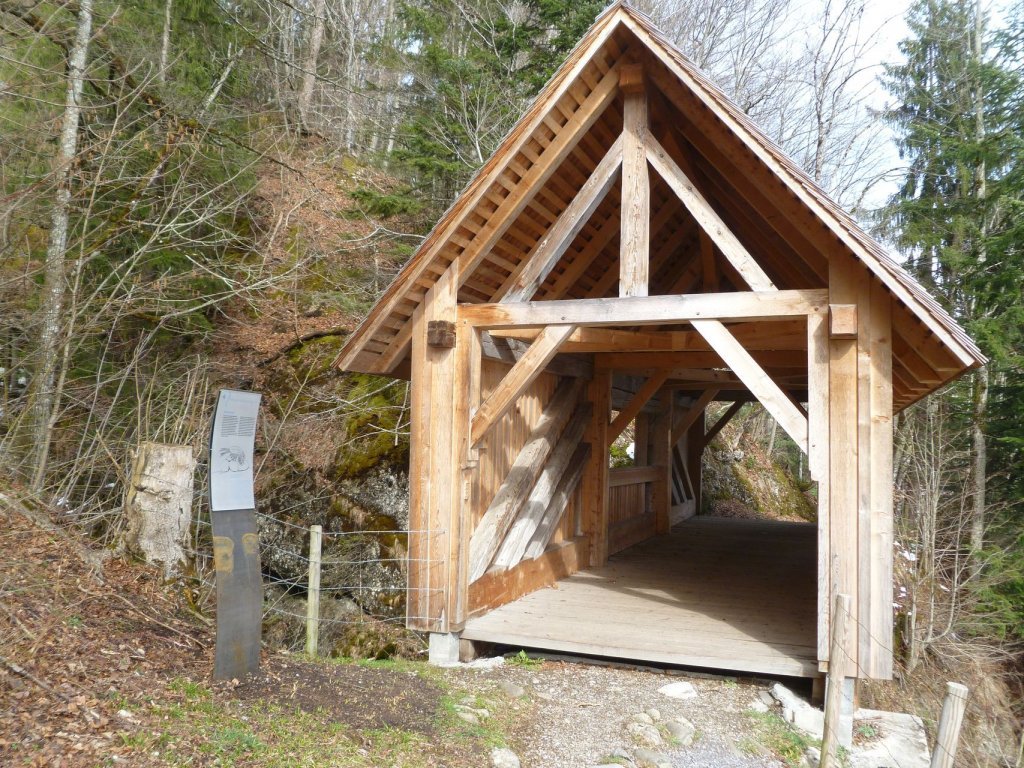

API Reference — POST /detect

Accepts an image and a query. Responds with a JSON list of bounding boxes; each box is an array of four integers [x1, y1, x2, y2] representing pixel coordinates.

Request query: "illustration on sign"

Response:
[[209, 390, 261, 512]]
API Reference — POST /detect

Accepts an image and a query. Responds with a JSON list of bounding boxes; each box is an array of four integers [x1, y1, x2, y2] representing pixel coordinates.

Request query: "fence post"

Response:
[[821, 593, 851, 768], [305, 524, 322, 657], [930, 682, 969, 768]]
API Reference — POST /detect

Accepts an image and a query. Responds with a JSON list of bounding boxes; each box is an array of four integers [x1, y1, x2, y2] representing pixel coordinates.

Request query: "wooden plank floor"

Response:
[[463, 517, 819, 677]]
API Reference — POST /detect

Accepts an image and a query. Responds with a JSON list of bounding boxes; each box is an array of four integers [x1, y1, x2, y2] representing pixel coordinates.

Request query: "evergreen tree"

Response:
[[880, 0, 1024, 640], [393, 0, 603, 203]]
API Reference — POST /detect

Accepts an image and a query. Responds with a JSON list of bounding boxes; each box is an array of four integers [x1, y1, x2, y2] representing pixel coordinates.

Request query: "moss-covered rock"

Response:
[[702, 409, 816, 522]]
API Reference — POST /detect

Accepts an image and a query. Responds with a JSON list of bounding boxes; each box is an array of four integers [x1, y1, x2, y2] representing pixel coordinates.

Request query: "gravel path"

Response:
[[444, 658, 790, 768]]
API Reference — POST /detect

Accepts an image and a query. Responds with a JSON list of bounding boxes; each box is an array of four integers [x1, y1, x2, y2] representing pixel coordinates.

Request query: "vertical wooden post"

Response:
[[685, 413, 704, 514], [583, 370, 611, 566], [867, 282, 894, 679], [821, 593, 851, 768], [930, 683, 969, 768], [619, 63, 649, 297], [634, 413, 649, 465], [652, 386, 672, 534], [305, 524, 322, 657], [408, 259, 459, 632], [829, 255, 860, 673], [447, 319, 480, 631], [808, 309, 831, 664]]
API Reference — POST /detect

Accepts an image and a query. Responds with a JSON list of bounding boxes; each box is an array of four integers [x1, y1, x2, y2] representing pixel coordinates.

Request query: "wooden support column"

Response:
[[686, 410, 705, 515], [619, 63, 649, 297], [863, 280, 894, 679], [652, 386, 672, 534], [583, 370, 611, 565], [808, 308, 831, 663], [447, 318, 481, 631], [828, 254, 860, 673], [409, 260, 460, 632]]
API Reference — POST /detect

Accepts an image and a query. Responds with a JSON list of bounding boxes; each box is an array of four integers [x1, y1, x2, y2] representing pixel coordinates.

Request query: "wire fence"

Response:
[[190, 511, 448, 654]]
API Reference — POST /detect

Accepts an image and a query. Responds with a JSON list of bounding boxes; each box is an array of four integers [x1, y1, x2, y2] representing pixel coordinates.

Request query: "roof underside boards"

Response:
[[334, 2, 984, 412]]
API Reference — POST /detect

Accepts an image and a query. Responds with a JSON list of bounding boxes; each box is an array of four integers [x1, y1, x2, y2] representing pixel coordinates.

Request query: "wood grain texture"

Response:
[[468, 537, 588, 615], [492, 404, 592, 570], [807, 308, 831, 663], [867, 280, 894, 679], [468, 378, 584, 582], [458, 290, 828, 329], [652, 386, 672, 534], [582, 370, 611, 566], [828, 254, 860, 672], [407, 262, 459, 631], [608, 372, 670, 445], [501, 136, 623, 303], [620, 76, 650, 297], [646, 133, 775, 291], [671, 388, 719, 445], [524, 443, 591, 560]]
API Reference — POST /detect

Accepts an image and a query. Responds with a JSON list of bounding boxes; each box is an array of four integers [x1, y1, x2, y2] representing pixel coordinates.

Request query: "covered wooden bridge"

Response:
[[334, 2, 983, 685]]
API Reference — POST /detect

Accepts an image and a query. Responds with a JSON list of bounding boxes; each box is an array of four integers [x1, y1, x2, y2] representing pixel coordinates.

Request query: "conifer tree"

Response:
[[881, 0, 1023, 636]]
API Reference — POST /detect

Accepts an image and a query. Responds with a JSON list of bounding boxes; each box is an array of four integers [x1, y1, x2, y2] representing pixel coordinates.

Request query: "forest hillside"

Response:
[[1, 0, 1022, 764]]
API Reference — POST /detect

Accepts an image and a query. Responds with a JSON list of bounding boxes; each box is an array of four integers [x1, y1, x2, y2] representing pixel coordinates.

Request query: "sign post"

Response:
[[209, 389, 263, 681]]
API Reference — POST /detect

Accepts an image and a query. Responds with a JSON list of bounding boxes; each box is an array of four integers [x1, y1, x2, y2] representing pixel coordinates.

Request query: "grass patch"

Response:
[[742, 711, 836, 767], [145, 659, 523, 767], [507, 650, 542, 669]]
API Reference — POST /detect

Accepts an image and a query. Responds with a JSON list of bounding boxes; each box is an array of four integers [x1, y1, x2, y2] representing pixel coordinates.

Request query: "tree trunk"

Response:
[[969, 0, 987, 564], [30, 0, 93, 491], [124, 442, 196, 577], [970, 365, 988, 557], [200, 43, 241, 117], [297, 0, 327, 133], [159, 0, 172, 84]]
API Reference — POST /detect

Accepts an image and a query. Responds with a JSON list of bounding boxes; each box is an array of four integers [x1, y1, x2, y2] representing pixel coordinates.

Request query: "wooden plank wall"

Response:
[[465, 359, 587, 614], [474, 359, 561, 530], [608, 483, 654, 554]]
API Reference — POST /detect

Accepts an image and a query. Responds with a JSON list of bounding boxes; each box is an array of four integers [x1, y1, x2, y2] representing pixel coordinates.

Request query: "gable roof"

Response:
[[334, 1, 984, 409]]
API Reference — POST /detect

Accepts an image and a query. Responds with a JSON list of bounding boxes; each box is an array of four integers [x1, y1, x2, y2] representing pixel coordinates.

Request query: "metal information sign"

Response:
[[209, 389, 263, 681], [210, 389, 261, 512]]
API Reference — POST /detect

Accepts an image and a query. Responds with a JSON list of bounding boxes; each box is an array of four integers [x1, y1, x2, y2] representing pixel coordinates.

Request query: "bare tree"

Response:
[[639, 0, 887, 209], [29, 0, 93, 490], [297, 0, 328, 132]]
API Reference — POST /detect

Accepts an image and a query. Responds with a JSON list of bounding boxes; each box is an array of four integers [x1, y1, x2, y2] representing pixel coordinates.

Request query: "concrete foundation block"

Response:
[[428, 632, 461, 665]]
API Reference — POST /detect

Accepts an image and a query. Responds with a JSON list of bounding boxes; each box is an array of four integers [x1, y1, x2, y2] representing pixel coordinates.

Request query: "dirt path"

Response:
[[447, 658, 794, 768]]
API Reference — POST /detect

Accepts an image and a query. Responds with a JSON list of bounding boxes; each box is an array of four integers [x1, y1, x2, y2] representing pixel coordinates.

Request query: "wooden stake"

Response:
[[930, 682, 969, 768], [821, 593, 851, 768], [305, 524, 322, 657]]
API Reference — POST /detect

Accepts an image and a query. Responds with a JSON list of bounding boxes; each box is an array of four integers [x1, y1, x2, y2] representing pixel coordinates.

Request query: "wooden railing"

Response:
[[608, 465, 662, 554]]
